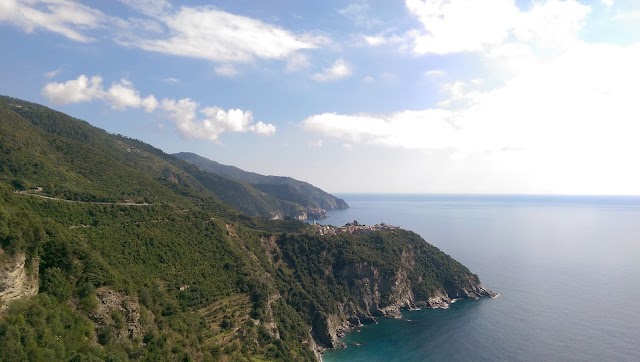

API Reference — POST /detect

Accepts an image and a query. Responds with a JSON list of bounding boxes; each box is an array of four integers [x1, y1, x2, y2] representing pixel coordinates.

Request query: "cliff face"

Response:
[[0, 252, 39, 311], [274, 230, 497, 354], [313, 260, 495, 349]]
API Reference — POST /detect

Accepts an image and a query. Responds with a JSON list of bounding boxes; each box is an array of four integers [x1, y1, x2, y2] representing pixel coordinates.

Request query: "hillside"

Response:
[[0, 96, 320, 220], [174, 152, 349, 215], [0, 96, 495, 361]]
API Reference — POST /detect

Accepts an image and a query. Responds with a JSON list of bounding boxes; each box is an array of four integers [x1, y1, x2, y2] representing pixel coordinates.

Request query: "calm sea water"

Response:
[[320, 194, 640, 362]]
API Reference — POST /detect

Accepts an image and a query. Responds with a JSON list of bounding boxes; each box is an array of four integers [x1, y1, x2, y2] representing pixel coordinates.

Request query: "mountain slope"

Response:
[[0, 96, 310, 220], [174, 152, 349, 213], [0, 96, 495, 361]]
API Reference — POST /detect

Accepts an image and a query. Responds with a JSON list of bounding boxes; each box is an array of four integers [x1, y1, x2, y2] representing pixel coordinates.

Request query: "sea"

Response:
[[318, 194, 640, 362]]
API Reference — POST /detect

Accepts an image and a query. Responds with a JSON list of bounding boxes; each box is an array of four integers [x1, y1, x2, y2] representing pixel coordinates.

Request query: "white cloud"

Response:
[[361, 32, 407, 48], [200, 106, 252, 133], [424, 69, 446, 78], [312, 59, 352, 82], [406, 0, 590, 55], [105, 79, 158, 111], [161, 77, 179, 83], [437, 80, 482, 108], [513, 1, 590, 52], [405, 0, 517, 54], [110, 14, 163, 37], [44, 66, 64, 78], [338, 2, 382, 27], [302, 41, 640, 193], [123, 6, 325, 64], [308, 139, 324, 148], [250, 121, 277, 136], [338, 3, 370, 17], [119, 0, 171, 17], [42, 74, 104, 104], [162, 101, 276, 141], [214, 64, 239, 77], [0, 0, 104, 42], [42, 74, 276, 141], [140, 95, 159, 112], [611, 9, 640, 22], [286, 53, 311, 72], [303, 109, 458, 150], [363, 75, 375, 84], [160, 98, 200, 137], [363, 35, 386, 46], [298, 0, 640, 193], [43, 75, 158, 112], [601, 0, 614, 8], [2, 2, 326, 74]]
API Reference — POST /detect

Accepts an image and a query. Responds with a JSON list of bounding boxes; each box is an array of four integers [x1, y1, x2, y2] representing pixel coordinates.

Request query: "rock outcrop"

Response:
[[91, 287, 144, 343], [0, 252, 39, 311], [271, 228, 498, 359], [312, 260, 496, 350]]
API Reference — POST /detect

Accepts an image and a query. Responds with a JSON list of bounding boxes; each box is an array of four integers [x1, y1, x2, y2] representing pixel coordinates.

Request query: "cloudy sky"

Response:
[[2, 0, 640, 194]]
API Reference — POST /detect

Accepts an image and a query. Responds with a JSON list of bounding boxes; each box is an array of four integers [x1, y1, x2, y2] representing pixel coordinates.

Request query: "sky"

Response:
[[1, 0, 640, 195]]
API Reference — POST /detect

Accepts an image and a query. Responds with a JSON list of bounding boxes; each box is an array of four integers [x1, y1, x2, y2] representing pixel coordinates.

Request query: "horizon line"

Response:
[[329, 192, 640, 197]]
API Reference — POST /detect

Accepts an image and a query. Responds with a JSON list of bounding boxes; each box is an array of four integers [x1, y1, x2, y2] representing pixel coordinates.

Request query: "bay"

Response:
[[320, 194, 640, 362]]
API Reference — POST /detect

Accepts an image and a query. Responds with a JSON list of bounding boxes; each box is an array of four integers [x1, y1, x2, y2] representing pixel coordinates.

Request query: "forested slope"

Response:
[[0, 96, 308, 220], [175, 152, 349, 211]]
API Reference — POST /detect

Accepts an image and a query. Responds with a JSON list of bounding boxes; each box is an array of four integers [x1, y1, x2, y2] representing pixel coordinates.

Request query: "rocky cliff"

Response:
[[311, 259, 496, 351], [273, 229, 497, 356], [0, 252, 39, 312]]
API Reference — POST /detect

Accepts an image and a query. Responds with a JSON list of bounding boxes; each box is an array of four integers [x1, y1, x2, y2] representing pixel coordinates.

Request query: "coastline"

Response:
[[321, 291, 499, 361], [316, 194, 640, 362], [316, 287, 498, 358]]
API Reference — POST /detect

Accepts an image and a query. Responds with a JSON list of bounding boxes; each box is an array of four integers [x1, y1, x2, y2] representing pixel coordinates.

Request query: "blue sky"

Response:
[[2, 0, 640, 194]]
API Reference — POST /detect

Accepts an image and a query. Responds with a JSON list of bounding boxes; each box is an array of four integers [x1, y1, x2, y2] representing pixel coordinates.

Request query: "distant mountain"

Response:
[[174, 152, 349, 216]]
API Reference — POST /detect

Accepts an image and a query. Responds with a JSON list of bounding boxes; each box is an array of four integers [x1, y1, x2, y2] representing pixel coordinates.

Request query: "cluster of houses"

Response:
[[306, 208, 327, 219], [312, 221, 399, 235]]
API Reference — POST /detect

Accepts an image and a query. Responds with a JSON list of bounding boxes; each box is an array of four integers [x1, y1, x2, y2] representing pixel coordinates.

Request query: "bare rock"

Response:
[[91, 287, 143, 342], [0, 253, 39, 311]]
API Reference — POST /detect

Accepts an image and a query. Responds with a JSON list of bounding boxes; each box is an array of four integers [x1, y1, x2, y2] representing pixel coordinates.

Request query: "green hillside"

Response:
[[174, 152, 349, 211], [0, 96, 310, 220], [0, 96, 494, 361]]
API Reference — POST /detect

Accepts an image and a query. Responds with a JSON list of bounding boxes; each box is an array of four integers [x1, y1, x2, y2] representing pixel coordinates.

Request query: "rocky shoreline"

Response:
[[312, 284, 498, 358]]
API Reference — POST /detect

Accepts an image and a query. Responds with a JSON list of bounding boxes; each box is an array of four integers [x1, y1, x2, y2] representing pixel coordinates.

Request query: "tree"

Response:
[[41, 267, 72, 301]]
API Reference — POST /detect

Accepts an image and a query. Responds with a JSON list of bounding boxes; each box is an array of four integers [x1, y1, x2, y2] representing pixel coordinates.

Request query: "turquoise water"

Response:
[[320, 194, 640, 362]]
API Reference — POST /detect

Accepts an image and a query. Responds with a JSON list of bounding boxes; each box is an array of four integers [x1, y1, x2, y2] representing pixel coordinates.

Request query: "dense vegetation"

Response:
[[0, 96, 488, 361], [0, 183, 315, 361], [0, 96, 321, 220], [175, 152, 349, 211]]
